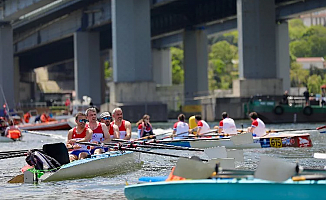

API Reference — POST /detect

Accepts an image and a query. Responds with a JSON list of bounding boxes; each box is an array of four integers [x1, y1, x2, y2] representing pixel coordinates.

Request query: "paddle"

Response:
[[23, 130, 65, 139], [112, 139, 244, 162], [76, 142, 209, 161], [0, 149, 42, 160]]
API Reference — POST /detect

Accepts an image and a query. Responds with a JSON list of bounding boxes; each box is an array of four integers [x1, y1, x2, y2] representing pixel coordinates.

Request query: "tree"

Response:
[[171, 47, 184, 85], [307, 74, 322, 94], [104, 61, 112, 79], [290, 62, 309, 87], [208, 41, 238, 90]]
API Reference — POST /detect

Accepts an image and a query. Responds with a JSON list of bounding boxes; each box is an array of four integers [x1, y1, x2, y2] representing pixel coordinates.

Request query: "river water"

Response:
[[1, 121, 326, 200]]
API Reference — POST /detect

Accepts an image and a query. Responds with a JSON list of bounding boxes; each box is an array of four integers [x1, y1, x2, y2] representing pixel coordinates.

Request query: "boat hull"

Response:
[[18, 120, 71, 131], [165, 133, 312, 149], [41, 151, 140, 182], [124, 179, 326, 200], [0, 136, 15, 142]]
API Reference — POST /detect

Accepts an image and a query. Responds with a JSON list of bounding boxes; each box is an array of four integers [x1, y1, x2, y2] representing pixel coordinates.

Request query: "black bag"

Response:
[[25, 150, 61, 172]]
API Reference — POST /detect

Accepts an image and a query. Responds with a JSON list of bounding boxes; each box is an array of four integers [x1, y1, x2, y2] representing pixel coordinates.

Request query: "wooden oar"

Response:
[[23, 130, 65, 139], [77, 142, 210, 161]]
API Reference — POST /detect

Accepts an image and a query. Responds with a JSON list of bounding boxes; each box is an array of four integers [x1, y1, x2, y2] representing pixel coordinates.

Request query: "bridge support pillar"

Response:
[[152, 48, 172, 86], [74, 31, 102, 106], [234, 0, 282, 97], [0, 24, 15, 108], [183, 29, 208, 105], [276, 22, 290, 92], [111, 0, 156, 104]]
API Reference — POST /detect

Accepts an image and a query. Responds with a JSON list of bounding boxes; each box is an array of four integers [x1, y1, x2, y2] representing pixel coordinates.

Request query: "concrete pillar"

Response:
[[276, 22, 290, 92], [14, 57, 20, 106], [152, 48, 172, 86], [183, 29, 209, 105], [234, 0, 282, 97], [74, 31, 102, 106], [0, 24, 15, 109], [111, 0, 156, 104]]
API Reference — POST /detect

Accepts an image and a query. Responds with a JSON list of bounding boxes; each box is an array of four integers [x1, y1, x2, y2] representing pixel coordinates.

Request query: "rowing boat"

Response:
[[124, 178, 326, 200], [0, 136, 15, 142], [163, 133, 312, 149], [24, 150, 141, 182]]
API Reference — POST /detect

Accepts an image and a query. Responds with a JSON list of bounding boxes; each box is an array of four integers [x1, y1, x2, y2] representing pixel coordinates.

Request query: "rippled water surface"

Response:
[[1, 121, 326, 199]]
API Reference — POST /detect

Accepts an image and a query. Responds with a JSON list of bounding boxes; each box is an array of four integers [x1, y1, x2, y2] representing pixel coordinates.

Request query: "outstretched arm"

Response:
[[124, 121, 132, 140], [101, 123, 111, 143]]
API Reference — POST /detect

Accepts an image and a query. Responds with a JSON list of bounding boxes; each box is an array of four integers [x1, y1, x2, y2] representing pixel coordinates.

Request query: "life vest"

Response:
[[24, 113, 31, 123], [40, 114, 50, 123], [165, 167, 186, 181], [6, 127, 22, 139]]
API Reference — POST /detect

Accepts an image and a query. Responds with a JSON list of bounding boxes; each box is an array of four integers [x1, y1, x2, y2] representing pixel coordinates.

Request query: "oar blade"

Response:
[[314, 153, 326, 159], [227, 149, 244, 162], [254, 156, 297, 182], [204, 146, 227, 159], [173, 158, 215, 179], [230, 133, 253, 145], [8, 174, 24, 184]]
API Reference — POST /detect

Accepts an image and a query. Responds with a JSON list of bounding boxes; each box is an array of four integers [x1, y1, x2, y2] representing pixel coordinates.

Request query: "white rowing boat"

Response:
[[163, 132, 313, 149], [24, 151, 141, 182]]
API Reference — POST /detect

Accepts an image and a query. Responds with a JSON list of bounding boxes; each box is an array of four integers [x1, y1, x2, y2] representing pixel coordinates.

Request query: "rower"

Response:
[[100, 111, 119, 139], [172, 114, 189, 139], [110, 108, 132, 140], [86, 107, 111, 154], [247, 112, 267, 137], [192, 115, 210, 136], [67, 112, 93, 161], [214, 112, 237, 136], [136, 114, 155, 138]]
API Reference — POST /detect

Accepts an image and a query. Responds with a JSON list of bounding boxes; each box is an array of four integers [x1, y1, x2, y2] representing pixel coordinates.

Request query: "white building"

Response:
[[296, 57, 325, 69]]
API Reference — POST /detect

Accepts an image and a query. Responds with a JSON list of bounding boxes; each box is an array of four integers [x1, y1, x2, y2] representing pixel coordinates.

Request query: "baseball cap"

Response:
[[100, 112, 111, 119]]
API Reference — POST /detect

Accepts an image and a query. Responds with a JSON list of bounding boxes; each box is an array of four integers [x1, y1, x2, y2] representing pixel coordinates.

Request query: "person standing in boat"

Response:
[[110, 108, 132, 140], [136, 114, 155, 138], [86, 107, 111, 154], [214, 112, 237, 135], [192, 115, 210, 136], [67, 112, 93, 161], [172, 114, 189, 139], [247, 112, 267, 137], [100, 111, 119, 139]]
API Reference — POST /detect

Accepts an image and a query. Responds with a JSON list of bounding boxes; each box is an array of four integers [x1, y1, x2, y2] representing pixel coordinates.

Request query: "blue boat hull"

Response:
[[125, 179, 326, 200]]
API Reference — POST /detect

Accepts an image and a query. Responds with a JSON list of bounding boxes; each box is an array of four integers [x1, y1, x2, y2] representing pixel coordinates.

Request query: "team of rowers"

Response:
[[66, 106, 267, 162]]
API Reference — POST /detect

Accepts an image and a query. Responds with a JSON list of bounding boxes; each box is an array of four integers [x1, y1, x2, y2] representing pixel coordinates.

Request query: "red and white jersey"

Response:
[[219, 118, 237, 135], [89, 122, 105, 143], [72, 127, 88, 150], [111, 120, 127, 139], [173, 121, 189, 138], [197, 120, 210, 134], [251, 118, 266, 137]]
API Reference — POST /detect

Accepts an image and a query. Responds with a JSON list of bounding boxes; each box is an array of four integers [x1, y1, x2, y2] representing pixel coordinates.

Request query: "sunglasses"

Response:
[[102, 117, 111, 120], [79, 119, 88, 123]]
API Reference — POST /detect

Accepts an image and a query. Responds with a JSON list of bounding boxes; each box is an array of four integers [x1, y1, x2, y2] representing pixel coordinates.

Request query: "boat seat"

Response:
[[43, 143, 70, 165]]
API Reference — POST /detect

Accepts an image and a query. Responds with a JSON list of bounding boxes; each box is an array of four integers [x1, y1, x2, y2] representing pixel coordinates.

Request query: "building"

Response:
[[296, 57, 325, 70]]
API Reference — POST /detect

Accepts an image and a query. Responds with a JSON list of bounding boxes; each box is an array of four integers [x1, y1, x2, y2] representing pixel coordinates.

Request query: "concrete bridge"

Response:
[[1, 0, 326, 119]]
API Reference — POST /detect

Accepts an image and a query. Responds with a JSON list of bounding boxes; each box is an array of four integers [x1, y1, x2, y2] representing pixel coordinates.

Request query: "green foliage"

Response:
[[288, 19, 326, 93], [171, 47, 184, 85], [290, 62, 309, 87], [208, 41, 238, 90], [104, 61, 112, 79], [307, 74, 322, 94]]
